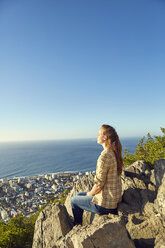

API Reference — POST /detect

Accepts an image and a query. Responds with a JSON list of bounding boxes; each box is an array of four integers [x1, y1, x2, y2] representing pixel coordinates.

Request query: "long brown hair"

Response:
[[101, 124, 123, 175]]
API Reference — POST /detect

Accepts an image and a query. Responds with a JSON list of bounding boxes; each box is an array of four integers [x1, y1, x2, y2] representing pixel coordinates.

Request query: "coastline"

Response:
[[0, 170, 81, 181], [0, 171, 94, 222]]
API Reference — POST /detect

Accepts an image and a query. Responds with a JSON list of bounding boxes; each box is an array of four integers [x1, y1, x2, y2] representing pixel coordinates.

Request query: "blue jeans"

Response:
[[71, 192, 117, 224]]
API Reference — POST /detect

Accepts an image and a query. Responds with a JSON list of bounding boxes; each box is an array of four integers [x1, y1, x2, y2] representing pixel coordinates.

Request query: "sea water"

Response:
[[0, 138, 140, 179]]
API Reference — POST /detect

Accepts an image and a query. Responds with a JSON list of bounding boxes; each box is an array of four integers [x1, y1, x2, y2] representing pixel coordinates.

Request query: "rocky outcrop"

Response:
[[119, 159, 165, 248], [154, 173, 165, 216], [33, 159, 165, 248], [121, 160, 156, 191], [154, 159, 165, 189], [57, 215, 135, 248], [118, 160, 157, 216], [32, 203, 73, 248]]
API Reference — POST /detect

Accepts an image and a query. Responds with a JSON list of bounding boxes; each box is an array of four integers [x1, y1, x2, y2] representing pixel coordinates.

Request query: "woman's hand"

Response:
[[86, 191, 93, 196], [86, 185, 102, 197]]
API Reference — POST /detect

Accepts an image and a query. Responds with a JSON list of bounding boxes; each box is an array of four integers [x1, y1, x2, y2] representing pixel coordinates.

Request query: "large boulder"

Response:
[[154, 159, 165, 190], [121, 160, 165, 248], [57, 215, 135, 248], [154, 173, 165, 217], [123, 160, 155, 191], [124, 160, 152, 175], [118, 160, 157, 216], [118, 188, 156, 216], [32, 203, 73, 248], [126, 212, 162, 248]]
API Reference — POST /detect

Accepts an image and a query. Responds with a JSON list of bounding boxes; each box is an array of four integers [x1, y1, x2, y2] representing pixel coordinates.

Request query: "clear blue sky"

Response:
[[0, 0, 165, 141]]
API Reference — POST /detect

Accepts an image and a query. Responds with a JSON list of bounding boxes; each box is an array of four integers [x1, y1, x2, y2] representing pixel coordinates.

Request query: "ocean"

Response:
[[0, 138, 140, 179]]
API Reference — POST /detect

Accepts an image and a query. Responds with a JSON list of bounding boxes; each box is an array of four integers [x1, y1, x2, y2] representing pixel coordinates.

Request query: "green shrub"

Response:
[[123, 127, 165, 166], [0, 214, 36, 248]]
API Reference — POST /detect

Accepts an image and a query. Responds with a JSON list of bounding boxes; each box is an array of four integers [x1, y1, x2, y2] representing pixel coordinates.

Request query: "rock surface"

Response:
[[32, 203, 73, 248], [154, 159, 165, 190], [57, 215, 135, 248], [33, 159, 165, 248], [119, 159, 165, 248], [154, 173, 165, 217]]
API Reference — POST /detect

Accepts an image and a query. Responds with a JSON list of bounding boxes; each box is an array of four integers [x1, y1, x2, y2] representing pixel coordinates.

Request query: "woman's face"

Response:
[[97, 128, 106, 145]]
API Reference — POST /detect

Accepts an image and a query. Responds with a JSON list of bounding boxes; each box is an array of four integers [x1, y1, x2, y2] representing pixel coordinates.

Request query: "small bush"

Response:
[[0, 213, 37, 248]]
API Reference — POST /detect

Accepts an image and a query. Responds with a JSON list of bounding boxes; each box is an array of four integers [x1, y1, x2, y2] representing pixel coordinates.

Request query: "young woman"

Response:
[[71, 124, 123, 225]]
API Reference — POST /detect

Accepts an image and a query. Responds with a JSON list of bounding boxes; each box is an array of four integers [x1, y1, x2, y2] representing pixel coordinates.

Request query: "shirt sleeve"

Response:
[[94, 153, 110, 187]]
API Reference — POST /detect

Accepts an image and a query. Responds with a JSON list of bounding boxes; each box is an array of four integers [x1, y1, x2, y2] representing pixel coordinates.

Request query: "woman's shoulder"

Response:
[[100, 149, 115, 160]]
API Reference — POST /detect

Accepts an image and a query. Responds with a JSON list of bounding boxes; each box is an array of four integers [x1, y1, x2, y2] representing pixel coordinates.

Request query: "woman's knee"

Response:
[[76, 192, 87, 196], [71, 195, 79, 207], [71, 196, 76, 206], [71, 192, 87, 207], [71, 192, 86, 201]]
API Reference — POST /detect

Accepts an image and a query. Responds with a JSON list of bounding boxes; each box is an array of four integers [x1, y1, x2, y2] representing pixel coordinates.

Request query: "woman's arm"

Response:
[[86, 184, 102, 196], [87, 153, 110, 196]]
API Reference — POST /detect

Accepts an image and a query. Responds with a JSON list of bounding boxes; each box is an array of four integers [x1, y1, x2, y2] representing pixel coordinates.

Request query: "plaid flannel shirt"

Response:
[[92, 149, 122, 209]]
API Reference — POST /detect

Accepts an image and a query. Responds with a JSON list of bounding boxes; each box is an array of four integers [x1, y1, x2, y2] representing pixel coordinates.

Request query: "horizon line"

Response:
[[0, 136, 142, 143]]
